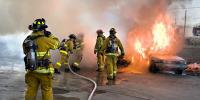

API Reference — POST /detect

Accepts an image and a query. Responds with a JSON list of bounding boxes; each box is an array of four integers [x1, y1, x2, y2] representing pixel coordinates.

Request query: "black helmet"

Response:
[[69, 34, 76, 39], [109, 28, 116, 34], [96, 29, 104, 34], [62, 39, 66, 42], [29, 18, 48, 31]]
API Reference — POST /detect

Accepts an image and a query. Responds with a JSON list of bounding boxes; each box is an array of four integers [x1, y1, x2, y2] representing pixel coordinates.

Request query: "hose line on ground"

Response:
[[68, 64, 97, 100]]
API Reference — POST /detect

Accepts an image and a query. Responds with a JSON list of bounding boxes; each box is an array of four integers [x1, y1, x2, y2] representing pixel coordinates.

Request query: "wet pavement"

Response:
[[0, 67, 200, 100]]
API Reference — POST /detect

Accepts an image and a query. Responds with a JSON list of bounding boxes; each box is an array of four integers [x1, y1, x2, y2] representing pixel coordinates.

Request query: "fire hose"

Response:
[[67, 63, 97, 100]]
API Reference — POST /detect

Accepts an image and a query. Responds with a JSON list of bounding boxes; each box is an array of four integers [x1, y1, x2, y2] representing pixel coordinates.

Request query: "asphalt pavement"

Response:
[[0, 66, 200, 100]]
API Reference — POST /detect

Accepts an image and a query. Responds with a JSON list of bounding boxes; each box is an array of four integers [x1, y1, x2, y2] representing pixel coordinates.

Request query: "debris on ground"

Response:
[[117, 58, 131, 68], [185, 63, 200, 75]]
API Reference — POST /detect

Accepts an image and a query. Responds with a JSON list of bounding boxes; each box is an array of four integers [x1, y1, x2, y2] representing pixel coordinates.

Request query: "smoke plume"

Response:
[[0, 0, 192, 69]]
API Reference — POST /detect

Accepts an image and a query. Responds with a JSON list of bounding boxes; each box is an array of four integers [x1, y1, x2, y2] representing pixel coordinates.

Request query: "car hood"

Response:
[[151, 55, 185, 62]]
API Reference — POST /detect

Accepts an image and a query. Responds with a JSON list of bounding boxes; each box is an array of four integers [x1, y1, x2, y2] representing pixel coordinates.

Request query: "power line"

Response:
[[169, 6, 200, 10], [184, 10, 187, 36]]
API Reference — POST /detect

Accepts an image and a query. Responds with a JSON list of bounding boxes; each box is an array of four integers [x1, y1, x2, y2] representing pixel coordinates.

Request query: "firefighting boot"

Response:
[[113, 73, 117, 80], [107, 75, 113, 80], [72, 66, 80, 72], [72, 64, 80, 72], [54, 68, 61, 74], [106, 80, 114, 85], [113, 76, 116, 81], [75, 66, 80, 71], [64, 68, 70, 73]]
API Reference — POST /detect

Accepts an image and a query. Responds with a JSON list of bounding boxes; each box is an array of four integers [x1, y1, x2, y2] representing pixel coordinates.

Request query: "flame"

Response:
[[131, 56, 134, 63], [133, 15, 176, 57], [134, 40, 146, 59], [133, 17, 173, 60], [152, 22, 169, 51], [123, 14, 183, 74]]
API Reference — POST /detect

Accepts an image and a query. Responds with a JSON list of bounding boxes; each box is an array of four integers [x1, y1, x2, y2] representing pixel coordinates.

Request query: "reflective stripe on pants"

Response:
[[59, 50, 68, 55], [105, 53, 119, 56], [56, 62, 61, 67], [73, 62, 79, 66]]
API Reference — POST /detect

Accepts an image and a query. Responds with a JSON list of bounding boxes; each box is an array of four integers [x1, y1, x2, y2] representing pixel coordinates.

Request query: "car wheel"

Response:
[[149, 63, 159, 73], [175, 69, 183, 75]]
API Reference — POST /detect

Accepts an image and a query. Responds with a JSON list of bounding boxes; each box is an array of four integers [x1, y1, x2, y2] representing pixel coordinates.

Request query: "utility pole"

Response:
[[175, 16, 177, 25], [183, 10, 187, 37]]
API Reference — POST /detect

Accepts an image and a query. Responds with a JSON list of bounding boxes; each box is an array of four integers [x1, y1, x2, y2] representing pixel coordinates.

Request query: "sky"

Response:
[[165, 0, 200, 27]]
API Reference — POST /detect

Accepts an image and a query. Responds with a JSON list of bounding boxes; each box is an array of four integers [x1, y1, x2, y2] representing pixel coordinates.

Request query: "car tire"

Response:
[[175, 69, 183, 75], [149, 63, 159, 73]]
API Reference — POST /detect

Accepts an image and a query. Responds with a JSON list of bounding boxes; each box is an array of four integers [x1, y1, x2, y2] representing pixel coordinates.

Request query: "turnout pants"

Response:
[[55, 53, 69, 69], [72, 50, 83, 68], [25, 72, 53, 100], [97, 53, 105, 71], [106, 55, 118, 79]]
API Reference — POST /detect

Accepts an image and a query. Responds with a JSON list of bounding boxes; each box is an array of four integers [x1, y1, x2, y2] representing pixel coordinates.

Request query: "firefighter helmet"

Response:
[[96, 29, 104, 34], [29, 18, 48, 31], [109, 28, 116, 34], [69, 34, 76, 39]]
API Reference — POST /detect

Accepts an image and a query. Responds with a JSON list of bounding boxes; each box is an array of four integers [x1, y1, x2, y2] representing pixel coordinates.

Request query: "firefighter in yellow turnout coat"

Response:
[[23, 19, 60, 100], [55, 34, 76, 73], [94, 29, 106, 72], [100, 28, 125, 80], [71, 34, 84, 72]]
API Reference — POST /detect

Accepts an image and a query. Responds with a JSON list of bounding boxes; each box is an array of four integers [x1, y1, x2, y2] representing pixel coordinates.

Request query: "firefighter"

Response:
[[100, 28, 125, 80], [94, 29, 106, 72], [55, 34, 76, 73], [71, 33, 84, 72], [23, 18, 60, 100]]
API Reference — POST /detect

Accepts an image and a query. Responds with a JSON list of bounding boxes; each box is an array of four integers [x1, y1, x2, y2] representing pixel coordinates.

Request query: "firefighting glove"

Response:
[[28, 25, 33, 30], [69, 50, 73, 54], [94, 50, 97, 54], [119, 53, 125, 59], [121, 53, 125, 56]]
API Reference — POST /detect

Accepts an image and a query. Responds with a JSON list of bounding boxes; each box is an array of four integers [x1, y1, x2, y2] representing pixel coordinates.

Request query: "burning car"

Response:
[[149, 55, 187, 74]]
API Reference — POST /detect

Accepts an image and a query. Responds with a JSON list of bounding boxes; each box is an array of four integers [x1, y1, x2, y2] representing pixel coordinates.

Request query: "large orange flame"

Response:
[[152, 22, 169, 51], [134, 39, 146, 59], [122, 14, 183, 74]]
